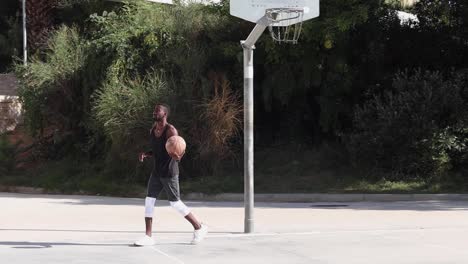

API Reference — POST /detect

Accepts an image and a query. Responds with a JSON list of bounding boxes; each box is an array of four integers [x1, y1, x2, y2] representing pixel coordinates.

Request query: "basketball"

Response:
[[166, 136, 186, 159]]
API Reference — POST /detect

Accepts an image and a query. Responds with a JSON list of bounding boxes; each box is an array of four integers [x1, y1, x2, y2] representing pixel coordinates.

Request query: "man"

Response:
[[134, 104, 208, 246]]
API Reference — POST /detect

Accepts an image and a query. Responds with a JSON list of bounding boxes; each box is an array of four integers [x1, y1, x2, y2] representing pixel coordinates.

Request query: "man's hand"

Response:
[[168, 151, 184, 161], [139, 152, 150, 162]]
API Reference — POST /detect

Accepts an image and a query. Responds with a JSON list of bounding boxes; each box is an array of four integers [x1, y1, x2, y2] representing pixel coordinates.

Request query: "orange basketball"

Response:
[[165, 136, 186, 158]]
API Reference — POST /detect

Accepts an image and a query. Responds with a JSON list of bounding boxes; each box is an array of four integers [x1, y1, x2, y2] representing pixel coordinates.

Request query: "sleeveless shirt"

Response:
[[150, 125, 179, 178]]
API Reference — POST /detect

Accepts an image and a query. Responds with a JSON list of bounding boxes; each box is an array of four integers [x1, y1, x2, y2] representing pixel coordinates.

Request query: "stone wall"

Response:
[[401, 0, 419, 7]]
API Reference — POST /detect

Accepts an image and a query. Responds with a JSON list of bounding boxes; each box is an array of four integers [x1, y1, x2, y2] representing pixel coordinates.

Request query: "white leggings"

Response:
[[144, 197, 191, 218]]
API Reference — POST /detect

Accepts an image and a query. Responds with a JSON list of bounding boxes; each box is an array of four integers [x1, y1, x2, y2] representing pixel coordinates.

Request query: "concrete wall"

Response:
[[0, 74, 22, 133], [401, 0, 419, 7]]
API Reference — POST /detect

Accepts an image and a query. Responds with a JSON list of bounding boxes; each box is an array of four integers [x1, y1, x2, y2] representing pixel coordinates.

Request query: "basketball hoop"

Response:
[[265, 8, 305, 44]]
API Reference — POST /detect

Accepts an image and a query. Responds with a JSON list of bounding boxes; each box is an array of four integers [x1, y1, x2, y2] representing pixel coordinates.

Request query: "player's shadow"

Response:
[[0, 240, 197, 249], [0, 241, 129, 249]]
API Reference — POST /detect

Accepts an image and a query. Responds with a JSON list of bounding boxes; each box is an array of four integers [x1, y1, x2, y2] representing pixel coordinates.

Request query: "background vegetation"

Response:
[[1, 0, 467, 195]]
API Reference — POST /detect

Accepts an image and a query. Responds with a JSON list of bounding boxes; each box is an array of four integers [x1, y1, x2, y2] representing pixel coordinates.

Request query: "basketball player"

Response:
[[134, 104, 208, 246]]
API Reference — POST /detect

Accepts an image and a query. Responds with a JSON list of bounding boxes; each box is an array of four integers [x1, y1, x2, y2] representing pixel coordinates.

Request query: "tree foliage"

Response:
[[8, 0, 468, 183], [347, 70, 468, 179]]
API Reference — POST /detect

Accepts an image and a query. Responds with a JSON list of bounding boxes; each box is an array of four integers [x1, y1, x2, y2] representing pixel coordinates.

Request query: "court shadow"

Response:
[[3, 192, 468, 211], [340, 200, 468, 211]]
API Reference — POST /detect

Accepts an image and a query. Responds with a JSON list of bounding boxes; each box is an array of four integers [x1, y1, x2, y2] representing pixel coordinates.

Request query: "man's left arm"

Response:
[[166, 125, 179, 138], [166, 126, 183, 160]]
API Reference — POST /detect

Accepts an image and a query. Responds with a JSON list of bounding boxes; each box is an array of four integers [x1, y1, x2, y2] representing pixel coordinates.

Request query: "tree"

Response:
[[26, 0, 56, 53], [0, 0, 21, 72]]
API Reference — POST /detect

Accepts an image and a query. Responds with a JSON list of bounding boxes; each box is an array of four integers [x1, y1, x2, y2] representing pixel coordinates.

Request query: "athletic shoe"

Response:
[[134, 235, 155, 246], [191, 224, 208, 245]]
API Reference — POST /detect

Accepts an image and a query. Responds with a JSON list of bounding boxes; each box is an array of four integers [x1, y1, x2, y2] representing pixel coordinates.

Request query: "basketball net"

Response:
[[265, 8, 305, 44]]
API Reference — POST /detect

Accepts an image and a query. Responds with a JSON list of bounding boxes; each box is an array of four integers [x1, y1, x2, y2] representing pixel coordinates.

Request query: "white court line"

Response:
[[381, 232, 468, 253], [150, 246, 185, 264], [206, 232, 319, 238], [385, 235, 466, 252], [206, 227, 468, 239]]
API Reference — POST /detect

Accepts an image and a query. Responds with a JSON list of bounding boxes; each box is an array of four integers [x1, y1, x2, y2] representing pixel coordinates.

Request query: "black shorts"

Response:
[[146, 173, 180, 202]]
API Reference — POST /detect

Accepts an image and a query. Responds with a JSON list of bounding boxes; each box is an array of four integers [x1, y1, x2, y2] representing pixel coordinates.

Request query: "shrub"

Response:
[[15, 26, 86, 136], [93, 70, 172, 153], [347, 70, 468, 180], [189, 74, 242, 175]]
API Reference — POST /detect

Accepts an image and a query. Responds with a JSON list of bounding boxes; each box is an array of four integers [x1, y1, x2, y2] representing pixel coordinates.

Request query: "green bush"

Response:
[[347, 70, 468, 180], [93, 71, 172, 149], [15, 26, 86, 136], [89, 1, 242, 178]]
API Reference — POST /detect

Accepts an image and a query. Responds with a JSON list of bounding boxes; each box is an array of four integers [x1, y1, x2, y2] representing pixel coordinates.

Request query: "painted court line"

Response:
[[150, 246, 185, 264], [381, 233, 468, 252], [206, 227, 468, 239]]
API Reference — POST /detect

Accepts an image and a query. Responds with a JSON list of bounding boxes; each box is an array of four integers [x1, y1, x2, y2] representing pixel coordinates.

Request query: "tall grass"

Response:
[[93, 71, 172, 143], [195, 74, 242, 160], [15, 26, 86, 136]]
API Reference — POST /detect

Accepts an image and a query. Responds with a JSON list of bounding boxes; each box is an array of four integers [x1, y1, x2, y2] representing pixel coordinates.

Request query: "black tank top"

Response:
[[150, 125, 179, 178]]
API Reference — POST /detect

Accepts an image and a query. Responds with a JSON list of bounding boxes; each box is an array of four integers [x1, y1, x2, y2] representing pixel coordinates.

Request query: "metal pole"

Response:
[[241, 23, 267, 234], [243, 44, 254, 233], [22, 0, 27, 65]]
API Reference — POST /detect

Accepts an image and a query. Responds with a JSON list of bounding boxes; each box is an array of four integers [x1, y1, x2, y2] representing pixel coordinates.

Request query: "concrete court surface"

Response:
[[1, 192, 468, 264]]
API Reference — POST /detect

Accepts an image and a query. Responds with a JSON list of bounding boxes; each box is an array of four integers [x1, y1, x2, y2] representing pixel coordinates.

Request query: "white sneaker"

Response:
[[191, 224, 208, 245], [134, 235, 155, 246]]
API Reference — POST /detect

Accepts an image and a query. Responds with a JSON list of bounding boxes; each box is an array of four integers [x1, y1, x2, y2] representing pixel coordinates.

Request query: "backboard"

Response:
[[230, 0, 319, 26]]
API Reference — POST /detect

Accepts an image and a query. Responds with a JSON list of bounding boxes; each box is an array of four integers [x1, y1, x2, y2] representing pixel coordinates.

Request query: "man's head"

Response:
[[153, 104, 170, 122]]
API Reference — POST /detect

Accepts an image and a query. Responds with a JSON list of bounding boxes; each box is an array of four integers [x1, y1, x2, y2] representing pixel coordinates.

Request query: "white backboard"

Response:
[[230, 0, 319, 26]]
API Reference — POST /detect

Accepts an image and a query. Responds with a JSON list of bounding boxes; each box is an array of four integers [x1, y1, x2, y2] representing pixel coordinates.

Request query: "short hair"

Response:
[[156, 103, 170, 117]]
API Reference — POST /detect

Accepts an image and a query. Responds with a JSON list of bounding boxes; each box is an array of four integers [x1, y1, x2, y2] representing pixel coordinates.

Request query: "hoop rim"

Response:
[[266, 7, 307, 13], [265, 7, 305, 25], [266, 9, 304, 44]]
